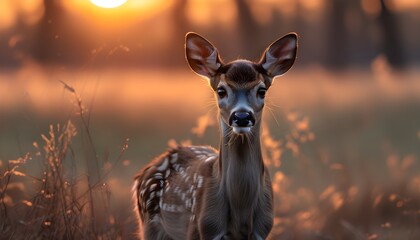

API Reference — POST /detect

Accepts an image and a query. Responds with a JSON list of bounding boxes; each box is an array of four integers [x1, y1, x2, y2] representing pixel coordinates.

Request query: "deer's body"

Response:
[[134, 33, 298, 240]]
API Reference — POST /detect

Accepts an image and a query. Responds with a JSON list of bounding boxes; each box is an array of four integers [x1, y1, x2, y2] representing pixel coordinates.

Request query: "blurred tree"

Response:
[[378, 0, 405, 69], [168, 0, 189, 66], [32, 0, 64, 63], [326, 0, 348, 70], [0, 22, 23, 68], [293, 1, 304, 35], [235, 0, 261, 59]]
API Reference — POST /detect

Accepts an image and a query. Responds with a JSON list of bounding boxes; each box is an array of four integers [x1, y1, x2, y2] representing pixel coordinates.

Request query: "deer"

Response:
[[133, 32, 298, 240]]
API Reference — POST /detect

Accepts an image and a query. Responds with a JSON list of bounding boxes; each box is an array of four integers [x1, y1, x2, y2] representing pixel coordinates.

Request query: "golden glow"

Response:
[[59, 0, 175, 41], [300, 0, 325, 12], [0, 1, 16, 30], [90, 0, 127, 9], [361, 0, 381, 17], [390, 0, 420, 11], [185, 0, 237, 28], [62, 0, 174, 29], [0, 0, 44, 30]]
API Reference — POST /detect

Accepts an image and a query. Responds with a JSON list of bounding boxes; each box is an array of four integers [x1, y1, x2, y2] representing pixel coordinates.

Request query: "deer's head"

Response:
[[185, 33, 297, 135]]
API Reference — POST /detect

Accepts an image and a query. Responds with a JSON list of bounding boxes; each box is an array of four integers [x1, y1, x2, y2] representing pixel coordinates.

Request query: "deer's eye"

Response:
[[217, 87, 227, 98], [257, 88, 266, 99]]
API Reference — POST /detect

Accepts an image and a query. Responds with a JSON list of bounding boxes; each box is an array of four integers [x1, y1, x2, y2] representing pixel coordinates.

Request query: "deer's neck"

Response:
[[217, 121, 265, 220]]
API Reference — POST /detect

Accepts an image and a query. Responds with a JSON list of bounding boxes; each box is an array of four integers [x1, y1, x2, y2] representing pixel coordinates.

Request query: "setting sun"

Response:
[[90, 0, 127, 8]]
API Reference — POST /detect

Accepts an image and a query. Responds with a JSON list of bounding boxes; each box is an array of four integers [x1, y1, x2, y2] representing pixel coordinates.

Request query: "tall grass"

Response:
[[1, 67, 420, 239], [0, 84, 131, 239]]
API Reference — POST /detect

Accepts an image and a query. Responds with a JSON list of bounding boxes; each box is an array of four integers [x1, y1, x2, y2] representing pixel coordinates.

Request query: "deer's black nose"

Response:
[[230, 111, 255, 127]]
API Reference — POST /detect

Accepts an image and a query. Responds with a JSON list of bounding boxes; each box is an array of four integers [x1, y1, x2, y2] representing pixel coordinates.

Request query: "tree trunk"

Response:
[[326, 0, 348, 70], [379, 0, 405, 69], [32, 0, 64, 63], [235, 0, 260, 60]]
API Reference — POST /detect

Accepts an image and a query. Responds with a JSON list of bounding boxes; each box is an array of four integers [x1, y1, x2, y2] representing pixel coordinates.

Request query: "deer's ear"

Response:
[[259, 33, 298, 79], [185, 32, 222, 78]]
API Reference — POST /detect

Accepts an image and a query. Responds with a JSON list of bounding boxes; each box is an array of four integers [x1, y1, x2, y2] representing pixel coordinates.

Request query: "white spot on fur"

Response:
[[150, 215, 160, 223], [205, 155, 217, 162], [140, 188, 147, 198], [149, 183, 157, 191], [197, 176, 204, 188], [161, 203, 183, 213], [144, 178, 152, 187], [149, 191, 155, 199], [170, 153, 178, 163], [191, 192, 196, 210], [165, 185, 171, 193], [156, 158, 169, 171], [194, 150, 203, 155]]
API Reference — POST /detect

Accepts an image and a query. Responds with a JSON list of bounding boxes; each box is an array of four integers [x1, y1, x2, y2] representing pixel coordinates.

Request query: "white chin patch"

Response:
[[232, 127, 251, 134]]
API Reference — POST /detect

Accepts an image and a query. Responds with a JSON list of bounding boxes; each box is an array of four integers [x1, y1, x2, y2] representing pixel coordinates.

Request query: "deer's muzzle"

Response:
[[229, 111, 255, 129]]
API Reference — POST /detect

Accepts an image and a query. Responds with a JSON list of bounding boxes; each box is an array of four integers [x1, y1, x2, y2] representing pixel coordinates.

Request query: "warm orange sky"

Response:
[[1, 0, 420, 31]]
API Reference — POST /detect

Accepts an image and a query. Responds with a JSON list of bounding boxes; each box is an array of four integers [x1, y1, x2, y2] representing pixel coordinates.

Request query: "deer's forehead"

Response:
[[218, 76, 265, 91], [215, 61, 266, 89]]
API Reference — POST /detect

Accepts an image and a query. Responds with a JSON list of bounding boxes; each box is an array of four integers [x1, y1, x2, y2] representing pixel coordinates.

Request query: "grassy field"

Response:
[[1, 63, 420, 239]]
